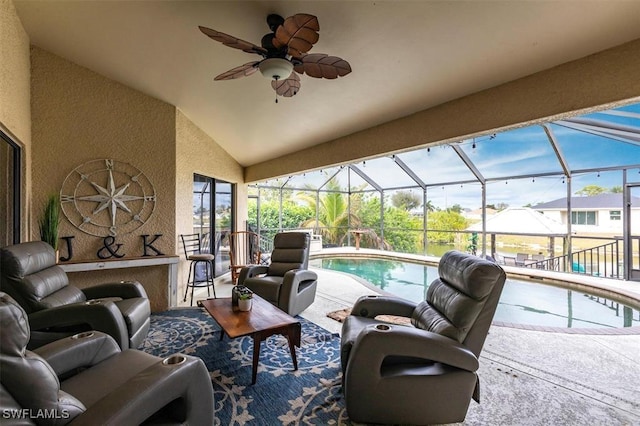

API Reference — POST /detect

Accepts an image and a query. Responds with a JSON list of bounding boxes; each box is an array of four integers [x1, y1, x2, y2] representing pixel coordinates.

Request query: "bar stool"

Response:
[[180, 233, 216, 306]]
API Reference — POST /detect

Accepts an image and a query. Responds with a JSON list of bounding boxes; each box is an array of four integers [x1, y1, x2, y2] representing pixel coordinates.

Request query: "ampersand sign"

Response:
[[97, 236, 125, 259]]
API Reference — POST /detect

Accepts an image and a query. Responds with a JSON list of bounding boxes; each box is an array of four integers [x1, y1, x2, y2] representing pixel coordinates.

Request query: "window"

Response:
[[571, 211, 596, 225], [609, 210, 621, 221]]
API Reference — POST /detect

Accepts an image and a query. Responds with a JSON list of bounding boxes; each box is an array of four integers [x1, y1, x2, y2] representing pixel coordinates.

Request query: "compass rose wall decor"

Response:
[[60, 159, 157, 237]]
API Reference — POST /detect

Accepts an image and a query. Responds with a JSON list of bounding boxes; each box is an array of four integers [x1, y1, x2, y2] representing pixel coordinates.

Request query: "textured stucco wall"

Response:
[[0, 0, 30, 142], [175, 110, 245, 298], [0, 0, 31, 241], [30, 47, 177, 311], [245, 38, 640, 183]]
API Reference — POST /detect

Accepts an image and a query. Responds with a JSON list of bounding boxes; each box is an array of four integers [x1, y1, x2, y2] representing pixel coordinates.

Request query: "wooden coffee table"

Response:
[[200, 295, 301, 384]]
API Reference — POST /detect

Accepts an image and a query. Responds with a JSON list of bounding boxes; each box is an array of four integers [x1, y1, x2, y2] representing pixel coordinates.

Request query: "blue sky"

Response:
[[261, 103, 640, 210]]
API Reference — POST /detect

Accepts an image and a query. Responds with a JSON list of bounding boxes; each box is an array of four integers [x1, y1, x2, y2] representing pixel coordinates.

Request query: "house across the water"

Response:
[[533, 194, 640, 237]]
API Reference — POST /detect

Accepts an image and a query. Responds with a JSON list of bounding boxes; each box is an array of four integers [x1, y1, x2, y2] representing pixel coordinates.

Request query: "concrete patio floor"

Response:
[[179, 258, 640, 425]]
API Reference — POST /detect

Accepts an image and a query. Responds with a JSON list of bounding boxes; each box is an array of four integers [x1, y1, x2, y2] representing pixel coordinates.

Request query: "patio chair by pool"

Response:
[[503, 256, 517, 266], [516, 253, 529, 266], [340, 250, 506, 424], [532, 253, 545, 261], [238, 232, 318, 316], [525, 253, 547, 269], [228, 231, 261, 284]]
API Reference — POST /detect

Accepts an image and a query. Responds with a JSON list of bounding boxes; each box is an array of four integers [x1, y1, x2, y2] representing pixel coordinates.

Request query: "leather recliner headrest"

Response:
[[1, 241, 57, 277], [0, 292, 30, 356], [273, 232, 310, 249], [437, 250, 502, 301]]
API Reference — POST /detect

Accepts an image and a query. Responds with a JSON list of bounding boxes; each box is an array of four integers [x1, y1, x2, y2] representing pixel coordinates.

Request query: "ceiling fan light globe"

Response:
[[259, 58, 293, 80]]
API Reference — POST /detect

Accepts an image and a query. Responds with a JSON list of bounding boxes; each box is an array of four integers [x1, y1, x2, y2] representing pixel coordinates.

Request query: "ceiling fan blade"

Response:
[[273, 14, 319, 57], [271, 72, 301, 97], [199, 26, 267, 56], [214, 62, 260, 80], [294, 53, 352, 79]]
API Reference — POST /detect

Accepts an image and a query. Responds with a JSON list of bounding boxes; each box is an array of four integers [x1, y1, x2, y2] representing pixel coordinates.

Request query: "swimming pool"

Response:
[[311, 257, 640, 329]]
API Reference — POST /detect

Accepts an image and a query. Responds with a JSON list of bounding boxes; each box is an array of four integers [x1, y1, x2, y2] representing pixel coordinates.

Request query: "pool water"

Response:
[[312, 257, 640, 329]]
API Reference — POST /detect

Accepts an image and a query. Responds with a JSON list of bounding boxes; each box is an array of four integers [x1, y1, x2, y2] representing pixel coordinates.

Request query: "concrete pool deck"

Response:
[[181, 249, 640, 424]]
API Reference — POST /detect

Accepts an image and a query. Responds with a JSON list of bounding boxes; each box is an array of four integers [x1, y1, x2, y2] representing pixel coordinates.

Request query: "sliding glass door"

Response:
[[1, 129, 21, 246], [214, 181, 233, 276], [193, 174, 234, 277]]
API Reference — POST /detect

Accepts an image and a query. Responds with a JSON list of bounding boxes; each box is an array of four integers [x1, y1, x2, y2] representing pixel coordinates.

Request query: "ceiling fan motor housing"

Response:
[[260, 33, 288, 58], [262, 14, 289, 58], [266, 14, 285, 32]]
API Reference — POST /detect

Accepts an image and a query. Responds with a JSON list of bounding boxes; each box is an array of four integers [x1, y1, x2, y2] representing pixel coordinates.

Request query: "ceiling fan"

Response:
[[199, 13, 352, 101]]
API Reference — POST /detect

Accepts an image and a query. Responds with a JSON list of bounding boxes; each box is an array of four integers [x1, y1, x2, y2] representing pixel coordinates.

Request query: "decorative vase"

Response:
[[238, 298, 252, 311]]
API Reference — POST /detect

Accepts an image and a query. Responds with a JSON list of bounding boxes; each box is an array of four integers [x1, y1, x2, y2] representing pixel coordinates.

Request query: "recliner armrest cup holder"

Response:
[[71, 331, 95, 339], [162, 354, 187, 366], [374, 324, 391, 331]]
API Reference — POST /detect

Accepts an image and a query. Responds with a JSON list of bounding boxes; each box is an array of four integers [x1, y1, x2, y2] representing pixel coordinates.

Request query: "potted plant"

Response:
[[38, 193, 61, 257], [238, 291, 253, 311]]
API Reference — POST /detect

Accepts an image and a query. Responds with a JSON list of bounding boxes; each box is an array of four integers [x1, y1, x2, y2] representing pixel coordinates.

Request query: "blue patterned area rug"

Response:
[[141, 308, 351, 425]]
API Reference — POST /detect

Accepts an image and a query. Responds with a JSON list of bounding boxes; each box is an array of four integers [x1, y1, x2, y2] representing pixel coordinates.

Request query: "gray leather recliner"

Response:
[[238, 232, 318, 316], [0, 241, 150, 350], [340, 250, 506, 425], [0, 292, 214, 425]]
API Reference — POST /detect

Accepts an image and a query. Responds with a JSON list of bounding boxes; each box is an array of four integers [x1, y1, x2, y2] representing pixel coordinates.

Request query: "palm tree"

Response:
[[297, 178, 354, 245], [425, 199, 435, 212]]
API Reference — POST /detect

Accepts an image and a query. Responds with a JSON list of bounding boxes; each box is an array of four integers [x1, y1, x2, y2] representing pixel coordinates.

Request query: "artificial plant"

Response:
[[38, 193, 61, 250]]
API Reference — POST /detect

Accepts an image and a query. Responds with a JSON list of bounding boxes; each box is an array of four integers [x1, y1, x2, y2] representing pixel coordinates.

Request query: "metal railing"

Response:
[[258, 233, 273, 254], [252, 223, 639, 280], [247, 224, 274, 256], [524, 239, 625, 279]]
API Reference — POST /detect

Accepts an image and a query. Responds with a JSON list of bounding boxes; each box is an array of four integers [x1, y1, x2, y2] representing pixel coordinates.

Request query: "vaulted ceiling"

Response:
[[14, 1, 640, 167]]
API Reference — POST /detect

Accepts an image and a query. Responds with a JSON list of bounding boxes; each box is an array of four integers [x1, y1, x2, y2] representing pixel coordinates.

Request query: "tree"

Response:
[[359, 196, 422, 253], [426, 210, 469, 244], [487, 202, 509, 211], [247, 200, 314, 240], [611, 186, 623, 193], [391, 190, 421, 211], [256, 183, 295, 204], [575, 185, 607, 196], [447, 204, 463, 214]]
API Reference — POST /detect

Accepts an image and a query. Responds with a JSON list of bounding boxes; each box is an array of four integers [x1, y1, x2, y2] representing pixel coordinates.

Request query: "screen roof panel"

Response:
[[395, 145, 477, 186], [466, 126, 565, 179]]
